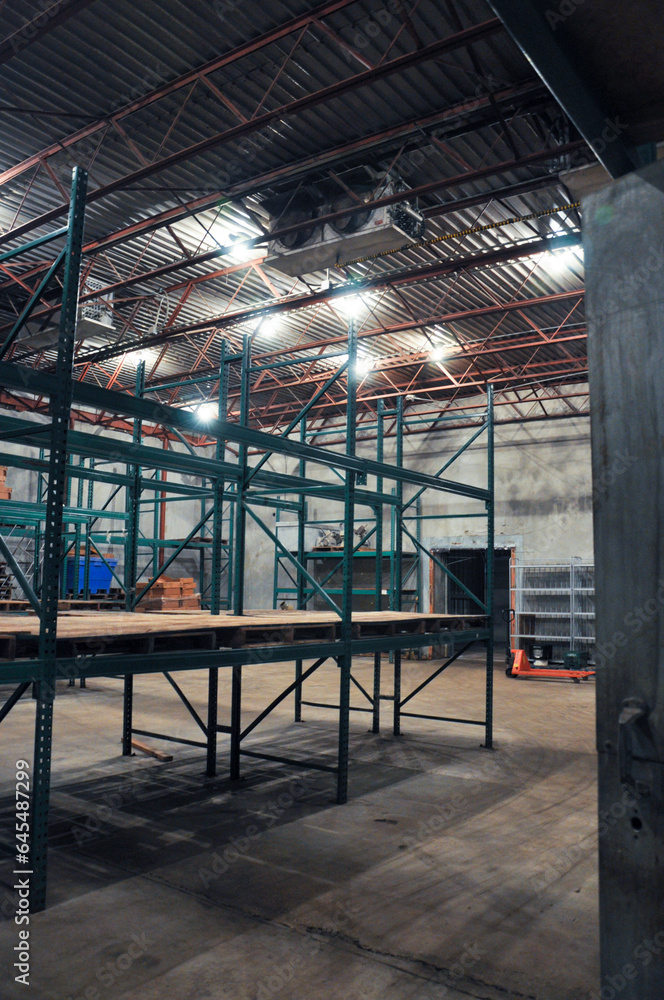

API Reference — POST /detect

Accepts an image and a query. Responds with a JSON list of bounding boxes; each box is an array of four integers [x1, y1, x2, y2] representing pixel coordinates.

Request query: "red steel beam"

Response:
[[143, 289, 585, 389], [68, 231, 583, 370], [0, 18, 503, 246], [242, 357, 589, 422], [0, 127, 556, 295], [262, 388, 591, 439], [0, 0, 98, 64], [229, 326, 587, 400], [0, 0, 360, 188]]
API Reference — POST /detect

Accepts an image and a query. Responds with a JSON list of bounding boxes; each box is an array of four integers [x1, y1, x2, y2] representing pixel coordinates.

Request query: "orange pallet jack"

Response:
[[507, 648, 595, 682], [502, 609, 595, 683]]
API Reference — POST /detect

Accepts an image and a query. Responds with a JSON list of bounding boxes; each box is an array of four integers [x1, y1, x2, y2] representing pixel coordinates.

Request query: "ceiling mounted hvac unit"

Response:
[[264, 174, 425, 277], [18, 277, 117, 352]]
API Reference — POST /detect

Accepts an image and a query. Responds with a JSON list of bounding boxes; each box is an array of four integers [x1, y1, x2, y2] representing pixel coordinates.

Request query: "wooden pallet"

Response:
[[0, 598, 125, 613], [0, 609, 488, 660]]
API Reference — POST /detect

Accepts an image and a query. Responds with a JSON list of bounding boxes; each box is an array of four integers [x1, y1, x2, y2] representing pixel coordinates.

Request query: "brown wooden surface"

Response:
[[0, 608, 486, 640]]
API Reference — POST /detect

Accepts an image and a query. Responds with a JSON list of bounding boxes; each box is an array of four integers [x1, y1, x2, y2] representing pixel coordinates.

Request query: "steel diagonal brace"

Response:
[[0, 532, 41, 614], [402, 419, 488, 513], [401, 523, 488, 613], [399, 643, 475, 708], [240, 656, 329, 741], [0, 249, 65, 360], [244, 357, 350, 488], [163, 673, 208, 735], [0, 682, 31, 724], [88, 539, 125, 592], [132, 504, 215, 607]]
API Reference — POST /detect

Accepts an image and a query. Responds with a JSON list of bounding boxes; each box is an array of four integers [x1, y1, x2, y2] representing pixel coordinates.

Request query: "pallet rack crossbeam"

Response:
[[0, 362, 492, 501]]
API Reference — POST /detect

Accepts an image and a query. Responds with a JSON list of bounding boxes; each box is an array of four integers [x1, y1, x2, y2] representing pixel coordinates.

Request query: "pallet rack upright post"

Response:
[[31, 167, 88, 912]]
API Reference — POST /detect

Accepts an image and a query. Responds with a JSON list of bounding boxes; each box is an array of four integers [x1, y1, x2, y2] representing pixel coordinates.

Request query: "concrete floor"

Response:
[[0, 653, 599, 999]]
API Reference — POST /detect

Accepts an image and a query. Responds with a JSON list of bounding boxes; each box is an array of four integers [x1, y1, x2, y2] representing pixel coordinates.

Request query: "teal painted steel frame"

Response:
[[0, 200, 495, 906]]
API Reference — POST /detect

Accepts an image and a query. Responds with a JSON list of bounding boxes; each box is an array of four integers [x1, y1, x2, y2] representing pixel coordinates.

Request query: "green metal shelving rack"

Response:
[[0, 173, 495, 912]]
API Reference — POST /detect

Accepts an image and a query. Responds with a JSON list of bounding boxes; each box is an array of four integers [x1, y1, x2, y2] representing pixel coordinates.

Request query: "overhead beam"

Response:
[[140, 289, 584, 389], [0, 0, 98, 64], [65, 232, 582, 370], [0, 0, 359, 188], [0, 82, 552, 293], [487, 0, 639, 178], [0, 18, 503, 247], [248, 356, 589, 423]]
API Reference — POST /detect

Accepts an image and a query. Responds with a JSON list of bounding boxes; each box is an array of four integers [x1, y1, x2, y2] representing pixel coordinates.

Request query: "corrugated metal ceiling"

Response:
[[0, 0, 590, 424]]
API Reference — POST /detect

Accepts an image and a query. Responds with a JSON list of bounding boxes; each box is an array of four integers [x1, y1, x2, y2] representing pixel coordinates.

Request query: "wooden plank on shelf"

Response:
[[0, 609, 488, 660]]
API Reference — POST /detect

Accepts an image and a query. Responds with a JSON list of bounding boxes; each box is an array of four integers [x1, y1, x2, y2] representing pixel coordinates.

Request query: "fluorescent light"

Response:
[[196, 402, 217, 422]]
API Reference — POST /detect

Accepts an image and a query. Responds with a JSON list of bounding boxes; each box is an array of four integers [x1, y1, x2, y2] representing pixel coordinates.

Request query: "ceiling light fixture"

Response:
[[334, 292, 373, 320], [258, 315, 280, 336], [196, 402, 218, 422]]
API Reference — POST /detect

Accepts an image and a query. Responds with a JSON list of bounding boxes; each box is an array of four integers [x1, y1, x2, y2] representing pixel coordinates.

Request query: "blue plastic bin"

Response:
[[65, 556, 117, 594]]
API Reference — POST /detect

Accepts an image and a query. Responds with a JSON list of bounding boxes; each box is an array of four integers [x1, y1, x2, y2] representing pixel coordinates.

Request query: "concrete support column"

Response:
[[584, 160, 664, 998]]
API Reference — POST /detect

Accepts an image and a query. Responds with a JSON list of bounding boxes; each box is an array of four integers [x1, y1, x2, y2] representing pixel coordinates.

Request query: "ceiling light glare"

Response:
[[429, 345, 446, 362], [213, 226, 257, 262], [335, 292, 373, 320], [196, 402, 218, 422], [227, 234, 255, 262], [133, 348, 154, 365], [355, 355, 374, 375], [548, 245, 584, 273], [258, 315, 280, 336]]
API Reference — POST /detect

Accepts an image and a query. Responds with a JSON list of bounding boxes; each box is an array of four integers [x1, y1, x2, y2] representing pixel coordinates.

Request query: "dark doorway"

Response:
[[433, 547, 512, 646]]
